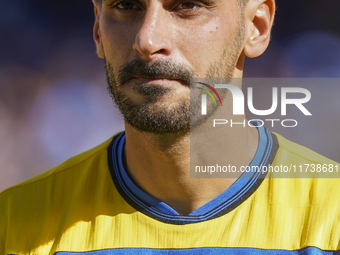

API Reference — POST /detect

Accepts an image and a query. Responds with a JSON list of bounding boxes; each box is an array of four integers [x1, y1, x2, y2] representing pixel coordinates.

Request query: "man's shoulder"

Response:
[[273, 132, 339, 166], [0, 133, 128, 252], [266, 132, 340, 207], [0, 134, 119, 200]]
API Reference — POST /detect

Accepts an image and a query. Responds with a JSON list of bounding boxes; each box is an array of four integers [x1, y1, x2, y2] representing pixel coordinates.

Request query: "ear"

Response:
[[93, 0, 104, 59], [243, 0, 275, 58]]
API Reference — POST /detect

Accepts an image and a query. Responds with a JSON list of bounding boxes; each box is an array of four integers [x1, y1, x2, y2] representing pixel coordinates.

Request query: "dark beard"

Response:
[[105, 59, 195, 134]]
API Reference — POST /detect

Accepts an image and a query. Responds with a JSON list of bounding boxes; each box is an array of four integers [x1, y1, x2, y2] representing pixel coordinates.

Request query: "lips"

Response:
[[135, 77, 179, 80], [133, 77, 184, 84]]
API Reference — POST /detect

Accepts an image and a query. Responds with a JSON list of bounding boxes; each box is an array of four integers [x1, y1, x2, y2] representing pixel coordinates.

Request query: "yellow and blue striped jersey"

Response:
[[1, 125, 340, 254]]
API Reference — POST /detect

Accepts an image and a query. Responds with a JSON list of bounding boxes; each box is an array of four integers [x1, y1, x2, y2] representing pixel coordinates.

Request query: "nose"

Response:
[[133, 5, 173, 61]]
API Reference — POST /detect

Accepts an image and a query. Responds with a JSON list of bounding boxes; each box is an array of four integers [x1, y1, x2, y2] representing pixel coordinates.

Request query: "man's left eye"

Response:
[[178, 1, 201, 10]]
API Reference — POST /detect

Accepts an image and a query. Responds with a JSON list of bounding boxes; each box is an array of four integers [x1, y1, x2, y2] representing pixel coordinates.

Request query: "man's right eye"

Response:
[[114, 1, 140, 10]]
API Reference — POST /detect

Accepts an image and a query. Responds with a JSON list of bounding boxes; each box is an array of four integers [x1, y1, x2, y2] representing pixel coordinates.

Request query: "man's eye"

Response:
[[114, 1, 140, 10], [178, 1, 201, 10]]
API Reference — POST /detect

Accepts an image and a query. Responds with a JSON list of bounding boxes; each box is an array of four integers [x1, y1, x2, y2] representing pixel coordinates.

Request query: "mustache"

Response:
[[117, 58, 196, 86]]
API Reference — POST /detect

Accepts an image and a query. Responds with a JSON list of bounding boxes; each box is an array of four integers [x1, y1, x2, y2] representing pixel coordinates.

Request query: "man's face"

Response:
[[95, 0, 245, 134]]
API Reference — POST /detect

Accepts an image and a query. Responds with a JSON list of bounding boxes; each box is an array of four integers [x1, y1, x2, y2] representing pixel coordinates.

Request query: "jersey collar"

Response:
[[108, 125, 278, 225]]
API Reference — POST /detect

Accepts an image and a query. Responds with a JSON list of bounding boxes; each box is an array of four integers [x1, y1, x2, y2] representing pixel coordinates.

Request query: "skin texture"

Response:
[[93, 0, 275, 215]]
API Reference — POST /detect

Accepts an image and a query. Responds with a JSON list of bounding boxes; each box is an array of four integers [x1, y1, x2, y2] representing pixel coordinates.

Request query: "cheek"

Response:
[[176, 14, 240, 76], [100, 18, 137, 66]]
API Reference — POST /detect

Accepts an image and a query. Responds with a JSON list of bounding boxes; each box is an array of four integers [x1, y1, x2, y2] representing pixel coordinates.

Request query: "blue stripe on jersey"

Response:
[[53, 247, 340, 255], [109, 123, 277, 224], [115, 133, 178, 215]]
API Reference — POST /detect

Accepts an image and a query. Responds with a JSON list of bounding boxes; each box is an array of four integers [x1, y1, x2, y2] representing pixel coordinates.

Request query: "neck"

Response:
[[123, 116, 258, 215]]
